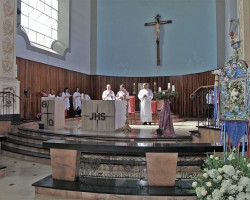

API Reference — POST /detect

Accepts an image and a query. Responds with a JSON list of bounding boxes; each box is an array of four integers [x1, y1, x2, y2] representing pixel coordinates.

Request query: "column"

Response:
[[0, 0, 20, 115], [238, 0, 250, 65]]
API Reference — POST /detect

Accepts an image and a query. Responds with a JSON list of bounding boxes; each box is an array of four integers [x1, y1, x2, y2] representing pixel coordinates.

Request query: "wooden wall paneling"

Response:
[[31, 62, 39, 118], [17, 58, 25, 119], [16, 57, 215, 119], [56, 68, 64, 94]]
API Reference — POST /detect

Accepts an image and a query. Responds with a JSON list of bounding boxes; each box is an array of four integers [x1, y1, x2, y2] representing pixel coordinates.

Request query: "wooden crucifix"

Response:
[[145, 14, 172, 66]]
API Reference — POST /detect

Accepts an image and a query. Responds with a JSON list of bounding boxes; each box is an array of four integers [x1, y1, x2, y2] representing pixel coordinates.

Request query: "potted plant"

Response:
[[36, 112, 44, 129]]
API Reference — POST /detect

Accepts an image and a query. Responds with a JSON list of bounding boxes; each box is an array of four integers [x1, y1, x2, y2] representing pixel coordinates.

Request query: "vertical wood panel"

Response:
[[17, 57, 214, 119]]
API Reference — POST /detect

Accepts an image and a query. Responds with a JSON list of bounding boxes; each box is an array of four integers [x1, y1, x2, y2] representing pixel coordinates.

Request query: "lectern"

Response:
[[81, 100, 126, 131], [41, 97, 65, 129]]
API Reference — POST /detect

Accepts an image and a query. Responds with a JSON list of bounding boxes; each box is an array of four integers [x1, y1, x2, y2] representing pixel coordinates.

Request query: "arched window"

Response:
[[18, 0, 70, 58], [21, 0, 58, 49]]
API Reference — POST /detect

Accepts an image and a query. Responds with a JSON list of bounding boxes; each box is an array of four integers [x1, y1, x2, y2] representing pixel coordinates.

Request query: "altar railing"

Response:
[[190, 85, 219, 128], [0, 92, 20, 124]]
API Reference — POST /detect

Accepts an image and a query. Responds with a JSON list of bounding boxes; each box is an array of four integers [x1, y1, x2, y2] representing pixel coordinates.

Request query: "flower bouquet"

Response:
[[36, 112, 44, 129], [154, 90, 178, 100], [36, 112, 43, 119], [192, 148, 250, 199]]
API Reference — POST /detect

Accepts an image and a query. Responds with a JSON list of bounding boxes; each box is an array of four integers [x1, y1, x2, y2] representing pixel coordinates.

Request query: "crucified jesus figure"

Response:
[[145, 14, 172, 66]]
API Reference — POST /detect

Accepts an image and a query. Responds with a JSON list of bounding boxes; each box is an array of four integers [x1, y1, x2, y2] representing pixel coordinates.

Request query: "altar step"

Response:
[[17, 127, 193, 142], [33, 175, 196, 199], [1, 129, 205, 168], [2, 141, 206, 168]]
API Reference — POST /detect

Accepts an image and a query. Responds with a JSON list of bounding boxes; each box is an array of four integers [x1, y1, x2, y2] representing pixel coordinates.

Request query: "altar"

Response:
[[81, 100, 126, 131]]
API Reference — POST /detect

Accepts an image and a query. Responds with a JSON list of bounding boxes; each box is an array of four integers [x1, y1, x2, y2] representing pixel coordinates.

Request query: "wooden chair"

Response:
[[128, 96, 136, 124], [151, 100, 158, 124]]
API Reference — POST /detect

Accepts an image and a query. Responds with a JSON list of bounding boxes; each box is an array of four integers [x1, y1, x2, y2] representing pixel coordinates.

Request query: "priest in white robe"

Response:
[[73, 87, 82, 115], [48, 89, 55, 97], [62, 87, 71, 111], [83, 94, 91, 100], [102, 84, 116, 100], [116, 84, 129, 100], [138, 83, 153, 125]]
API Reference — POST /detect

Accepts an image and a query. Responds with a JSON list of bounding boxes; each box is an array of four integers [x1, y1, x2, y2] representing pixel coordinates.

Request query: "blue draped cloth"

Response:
[[224, 121, 247, 147]]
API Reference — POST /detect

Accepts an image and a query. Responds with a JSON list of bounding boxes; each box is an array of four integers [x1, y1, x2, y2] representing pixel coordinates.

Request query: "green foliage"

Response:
[[154, 90, 178, 100]]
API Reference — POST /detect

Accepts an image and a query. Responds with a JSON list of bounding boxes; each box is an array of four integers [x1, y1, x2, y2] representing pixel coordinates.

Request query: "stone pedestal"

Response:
[[50, 149, 80, 181], [146, 153, 178, 186], [41, 97, 65, 129]]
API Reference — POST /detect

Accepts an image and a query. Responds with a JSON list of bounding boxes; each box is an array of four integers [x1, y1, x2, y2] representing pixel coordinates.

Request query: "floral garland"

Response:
[[212, 40, 249, 120], [154, 90, 178, 100], [36, 112, 43, 119], [192, 148, 250, 199]]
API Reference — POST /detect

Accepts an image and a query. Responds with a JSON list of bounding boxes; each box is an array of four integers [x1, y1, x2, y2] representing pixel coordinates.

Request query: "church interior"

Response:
[[0, 0, 250, 199]]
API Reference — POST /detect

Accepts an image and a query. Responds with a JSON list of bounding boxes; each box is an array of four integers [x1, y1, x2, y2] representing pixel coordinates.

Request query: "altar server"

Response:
[[138, 83, 153, 125], [48, 89, 55, 97], [116, 84, 129, 100], [83, 93, 91, 100], [62, 87, 71, 111], [73, 87, 82, 115]]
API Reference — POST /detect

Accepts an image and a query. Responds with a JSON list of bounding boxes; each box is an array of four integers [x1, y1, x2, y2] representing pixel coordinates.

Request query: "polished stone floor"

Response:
[[0, 120, 198, 200], [22, 119, 198, 139]]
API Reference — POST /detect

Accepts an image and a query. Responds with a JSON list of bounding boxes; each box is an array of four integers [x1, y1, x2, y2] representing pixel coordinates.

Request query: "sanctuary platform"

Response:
[[1, 119, 224, 199]]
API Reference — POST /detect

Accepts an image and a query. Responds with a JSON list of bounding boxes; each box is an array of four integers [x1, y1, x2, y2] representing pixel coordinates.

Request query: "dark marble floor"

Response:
[[21, 119, 198, 139], [0, 121, 199, 200]]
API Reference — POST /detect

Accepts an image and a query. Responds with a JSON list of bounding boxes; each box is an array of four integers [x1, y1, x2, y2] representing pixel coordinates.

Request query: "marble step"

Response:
[[32, 175, 196, 198], [1, 142, 50, 156], [7, 133, 45, 145], [1, 143, 50, 158]]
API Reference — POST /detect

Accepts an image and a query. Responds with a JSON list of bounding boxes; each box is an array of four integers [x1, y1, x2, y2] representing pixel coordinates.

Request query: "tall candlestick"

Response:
[[153, 82, 157, 93], [158, 87, 161, 92], [172, 85, 175, 92], [168, 82, 171, 89], [133, 83, 136, 94]]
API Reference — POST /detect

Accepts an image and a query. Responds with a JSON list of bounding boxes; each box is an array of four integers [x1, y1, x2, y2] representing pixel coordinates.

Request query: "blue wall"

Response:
[[16, 0, 225, 77], [97, 0, 218, 77], [16, 0, 93, 75]]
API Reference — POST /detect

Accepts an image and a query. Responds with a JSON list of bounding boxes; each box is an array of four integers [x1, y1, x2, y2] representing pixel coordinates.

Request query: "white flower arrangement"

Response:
[[192, 148, 250, 199], [212, 69, 225, 76]]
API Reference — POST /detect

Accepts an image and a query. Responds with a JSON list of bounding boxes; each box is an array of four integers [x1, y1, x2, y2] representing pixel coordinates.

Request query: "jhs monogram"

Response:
[[89, 113, 106, 120]]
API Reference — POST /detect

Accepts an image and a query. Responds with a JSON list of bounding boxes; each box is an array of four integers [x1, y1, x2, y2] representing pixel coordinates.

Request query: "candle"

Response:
[[154, 82, 156, 85], [168, 83, 171, 89], [133, 82, 135, 86], [81, 93, 84, 99], [158, 87, 161, 92], [172, 85, 175, 92]]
